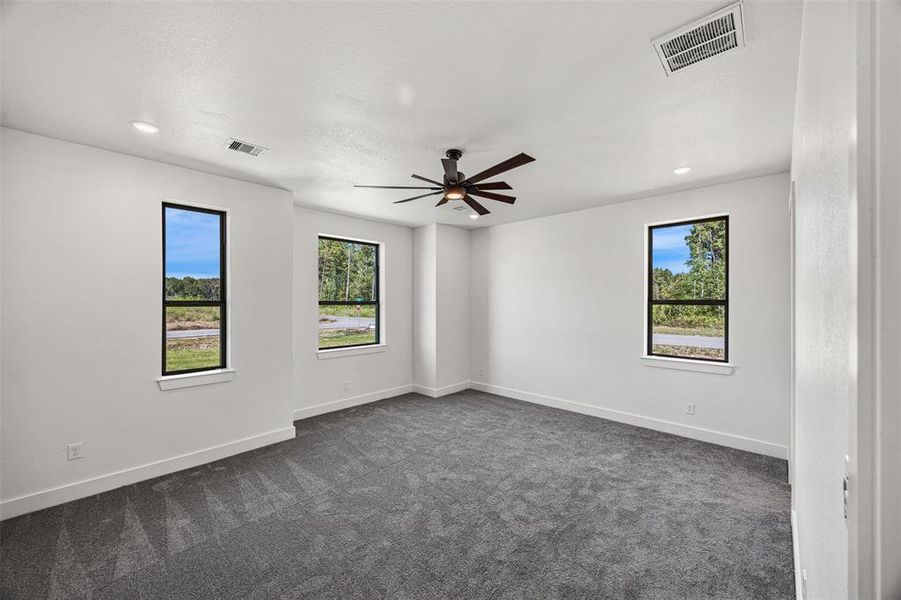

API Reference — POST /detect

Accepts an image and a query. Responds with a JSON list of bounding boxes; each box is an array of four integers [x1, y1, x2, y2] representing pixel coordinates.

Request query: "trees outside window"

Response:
[[318, 237, 380, 349], [648, 216, 728, 362]]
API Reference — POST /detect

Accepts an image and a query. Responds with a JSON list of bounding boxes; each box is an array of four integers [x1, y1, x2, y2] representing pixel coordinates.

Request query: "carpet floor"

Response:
[[0, 391, 794, 599]]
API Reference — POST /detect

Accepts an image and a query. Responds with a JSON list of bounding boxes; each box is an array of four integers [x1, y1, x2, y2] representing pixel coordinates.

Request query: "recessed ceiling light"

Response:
[[131, 120, 159, 134], [469, 214, 479, 220], [673, 166, 692, 175]]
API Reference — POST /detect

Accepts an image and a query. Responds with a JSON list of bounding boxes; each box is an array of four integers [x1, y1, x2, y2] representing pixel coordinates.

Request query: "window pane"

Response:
[[318, 239, 377, 302], [165, 206, 221, 301], [165, 306, 222, 371], [651, 304, 725, 361], [652, 219, 726, 301], [319, 304, 376, 348]]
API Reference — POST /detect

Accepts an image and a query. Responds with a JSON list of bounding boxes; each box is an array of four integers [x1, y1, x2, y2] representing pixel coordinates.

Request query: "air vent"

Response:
[[652, 1, 745, 75], [225, 138, 267, 157]]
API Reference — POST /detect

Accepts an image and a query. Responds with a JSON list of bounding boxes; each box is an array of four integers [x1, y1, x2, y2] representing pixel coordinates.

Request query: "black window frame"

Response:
[[647, 215, 729, 363], [317, 235, 380, 351], [162, 202, 227, 376]]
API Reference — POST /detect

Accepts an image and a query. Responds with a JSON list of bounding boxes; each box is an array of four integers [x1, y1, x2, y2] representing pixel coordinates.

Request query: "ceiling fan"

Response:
[[354, 149, 535, 216]]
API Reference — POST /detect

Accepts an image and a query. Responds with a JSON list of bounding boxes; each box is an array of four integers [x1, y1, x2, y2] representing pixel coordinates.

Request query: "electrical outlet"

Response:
[[479, 367, 484, 378], [801, 568, 808, 598], [685, 402, 696, 415], [67, 442, 83, 461], [343, 381, 351, 392]]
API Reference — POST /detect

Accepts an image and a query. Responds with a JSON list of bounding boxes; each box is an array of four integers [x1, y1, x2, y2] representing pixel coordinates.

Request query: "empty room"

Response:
[[0, 1, 898, 599]]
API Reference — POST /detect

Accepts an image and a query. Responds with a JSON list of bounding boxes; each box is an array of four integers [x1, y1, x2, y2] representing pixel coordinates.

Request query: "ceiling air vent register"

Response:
[[225, 138, 267, 157], [652, 1, 745, 75]]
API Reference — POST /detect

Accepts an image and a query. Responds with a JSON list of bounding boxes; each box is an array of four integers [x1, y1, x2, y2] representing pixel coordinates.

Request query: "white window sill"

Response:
[[317, 344, 387, 360], [640, 355, 734, 375], [157, 368, 235, 390]]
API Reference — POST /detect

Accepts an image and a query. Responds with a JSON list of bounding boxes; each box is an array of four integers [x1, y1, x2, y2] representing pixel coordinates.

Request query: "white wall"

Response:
[[470, 173, 791, 458], [791, 1, 901, 597], [293, 207, 413, 418], [0, 128, 295, 518], [789, 1, 856, 597], [873, 3, 901, 596], [413, 224, 438, 389], [413, 224, 470, 395], [435, 225, 470, 390]]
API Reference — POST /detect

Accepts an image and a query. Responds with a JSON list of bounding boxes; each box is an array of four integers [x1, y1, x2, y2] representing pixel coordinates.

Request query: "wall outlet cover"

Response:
[[67, 442, 83, 461]]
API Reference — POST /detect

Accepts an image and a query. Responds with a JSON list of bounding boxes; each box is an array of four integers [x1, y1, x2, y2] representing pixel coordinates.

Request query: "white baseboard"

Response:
[[0, 426, 296, 521], [469, 381, 788, 459], [293, 384, 414, 421], [792, 509, 803, 599], [412, 380, 470, 398]]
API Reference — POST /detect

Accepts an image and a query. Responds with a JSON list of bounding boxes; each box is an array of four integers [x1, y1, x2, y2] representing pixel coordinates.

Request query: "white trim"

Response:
[[469, 381, 787, 459], [317, 232, 382, 247], [643, 211, 731, 229], [163, 197, 231, 214], [0, 426, 295, 521], [157, 368, 235, 390], [293, 384, 413, 421], [412, 381, 471, 398], [640, 355, 734, 375], [792, 509, 804, 600], [317, 344, 387, 360], [789, 179, 797, 488]]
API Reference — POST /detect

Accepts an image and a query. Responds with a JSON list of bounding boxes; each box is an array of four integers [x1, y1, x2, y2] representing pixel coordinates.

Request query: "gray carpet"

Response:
[[0, 391, 794, 599]]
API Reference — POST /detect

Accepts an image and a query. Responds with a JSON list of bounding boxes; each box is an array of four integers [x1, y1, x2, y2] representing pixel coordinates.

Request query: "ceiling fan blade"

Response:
[[465, 153, 536, 184], [355, 185, 441, 190], [393, 191, 443, 204], [441, 158, 459, 183], [468, 190, 516, 204], [435, 197, 449, 207], [412, 174, 445, 186], [463, 195, 490, 215], [472, 181, 512, 191]]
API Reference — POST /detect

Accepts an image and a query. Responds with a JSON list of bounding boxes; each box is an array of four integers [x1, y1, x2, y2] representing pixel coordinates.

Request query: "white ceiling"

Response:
[[1, 1, 802, 228]]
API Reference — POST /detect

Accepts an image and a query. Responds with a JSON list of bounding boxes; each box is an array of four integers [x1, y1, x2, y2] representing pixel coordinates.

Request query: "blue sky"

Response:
[[165, 207, 220, 278], [652, 224, 692, 274]]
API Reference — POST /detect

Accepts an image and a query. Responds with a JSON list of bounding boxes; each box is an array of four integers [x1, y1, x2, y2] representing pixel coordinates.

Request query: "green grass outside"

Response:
[[318, 328, 376, 349], [166, 337, 221, 371]]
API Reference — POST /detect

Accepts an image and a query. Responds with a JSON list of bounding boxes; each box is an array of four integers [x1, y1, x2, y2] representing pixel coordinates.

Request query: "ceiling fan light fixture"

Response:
[[446, 187, 465, 200]]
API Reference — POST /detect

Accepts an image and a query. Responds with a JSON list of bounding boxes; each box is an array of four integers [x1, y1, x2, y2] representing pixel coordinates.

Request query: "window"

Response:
[[318, 236, 379, 350], [162, 203, 226, 375], [648, 216, 728, 362]]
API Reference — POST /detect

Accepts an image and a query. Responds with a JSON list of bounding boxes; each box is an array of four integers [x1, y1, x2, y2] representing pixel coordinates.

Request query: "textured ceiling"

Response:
[[1, 1, 802, 228]]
